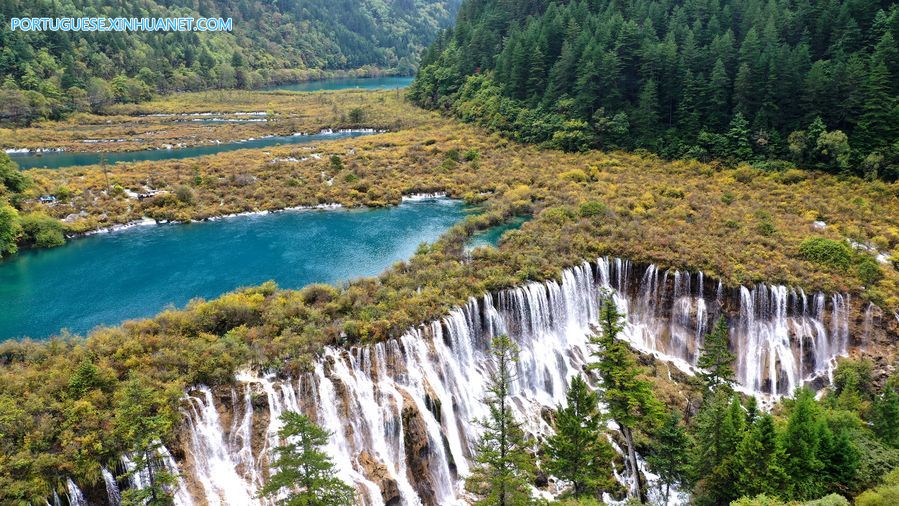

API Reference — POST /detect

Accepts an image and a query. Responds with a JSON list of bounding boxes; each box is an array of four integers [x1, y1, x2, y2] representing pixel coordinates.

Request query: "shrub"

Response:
[[857, 256, 884, 286], [560, 169, 588, 183], [805, 494, 850, 506], [19, 213, 65, 248], [779, 168, 807, 184], [733, 166, 758, 183], [799, 238, 853, 269], [446, 148, 461, 162], [174, 185, 195, 205], [579, 201, 609, 218], [463, 149, 480, 162]]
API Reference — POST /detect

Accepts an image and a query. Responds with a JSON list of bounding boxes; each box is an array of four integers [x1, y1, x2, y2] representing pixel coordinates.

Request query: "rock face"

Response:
[[401, 390, 438, 505], [359, 450, 401, 506]]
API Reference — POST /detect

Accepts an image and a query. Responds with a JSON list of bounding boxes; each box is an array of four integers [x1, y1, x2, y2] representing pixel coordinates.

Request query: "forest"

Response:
[[410, 0, 899, 180], [0, 0, 460, 123]]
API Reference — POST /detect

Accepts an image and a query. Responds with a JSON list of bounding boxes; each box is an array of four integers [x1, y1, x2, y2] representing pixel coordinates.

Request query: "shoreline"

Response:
[[60, 192, 451, 241]]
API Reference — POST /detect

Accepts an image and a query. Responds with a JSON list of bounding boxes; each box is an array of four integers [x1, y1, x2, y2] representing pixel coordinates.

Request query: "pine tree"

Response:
[[873, 377, 899, 447], [696, 316, 736, 390], [589, 297, 663, 501], [733, 413, 787, 498], [114, 376, 176, 506], [726, 113, 755, 162], [691, 390, 746, 505], [707, 58, 731, 130], [465, 335, 535, 505], [819, 423, 859, 495], [646, 412, 690, 504], [543, 374, 615, 498], [259, 411, 354, 506], [782, 388, 825, 500]]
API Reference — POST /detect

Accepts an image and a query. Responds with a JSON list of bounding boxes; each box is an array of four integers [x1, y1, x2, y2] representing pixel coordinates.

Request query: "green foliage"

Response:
[[799, 238, 854, 270], [19, 212, 65, 248], [733, 414, 788, 498], [413, 0, 899, 179], [259, 411, 354, 506], [874, 376, 899, 447], [590, 298, 662, 500], [646, 412, 690, 503], [0, 201, 21, 257], [465, 335, 535, 505], [696, 317, 736, 390], [0, 153, 30, 194], [543, 375, 615, 498], [691, 390, 746, 505], [578, 201, 608, 218]]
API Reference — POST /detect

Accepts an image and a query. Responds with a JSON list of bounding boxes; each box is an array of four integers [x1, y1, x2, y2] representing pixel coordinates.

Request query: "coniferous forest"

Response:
[[0, 0, 461, 123], [411, 0, 899, 180]]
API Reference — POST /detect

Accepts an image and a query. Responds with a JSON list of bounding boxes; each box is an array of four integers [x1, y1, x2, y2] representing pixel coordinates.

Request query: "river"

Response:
[[0, 198, 465, 340]]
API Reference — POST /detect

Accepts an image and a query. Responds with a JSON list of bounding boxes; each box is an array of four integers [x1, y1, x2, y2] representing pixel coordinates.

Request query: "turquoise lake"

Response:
[[267, 76, 413, 92], [0, 198, 465, 340]]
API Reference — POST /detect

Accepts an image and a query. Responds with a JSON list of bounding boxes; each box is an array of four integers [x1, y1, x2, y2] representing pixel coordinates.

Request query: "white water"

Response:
[[74, 257, 856, 504], [101, 467, 120, 506]]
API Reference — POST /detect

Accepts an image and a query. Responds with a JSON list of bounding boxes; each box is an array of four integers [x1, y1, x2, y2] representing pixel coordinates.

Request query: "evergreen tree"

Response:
[[873, 376, 899, 447], [589, 297, 663, 501], [696, 316, 736, 390], [733, 413, 787, 499], [646, 412, 690, 504], [691, 390, 746, 505], [782, 388, 826, 500], [543, 374, 615, 498], [114, 376, 176, 506], [465, 335, 535, 505], [259, 411, 354, 506]]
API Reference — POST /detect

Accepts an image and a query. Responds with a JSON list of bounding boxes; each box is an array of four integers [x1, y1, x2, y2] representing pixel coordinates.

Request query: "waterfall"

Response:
[[69, 256, 855, 505], [65, 478, 86, 506], [120, 445, 195, 506], [101, 467, 120, 506]]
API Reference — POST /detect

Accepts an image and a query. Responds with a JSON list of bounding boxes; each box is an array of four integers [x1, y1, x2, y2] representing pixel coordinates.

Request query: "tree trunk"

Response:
[[622, 425, 645, 503]]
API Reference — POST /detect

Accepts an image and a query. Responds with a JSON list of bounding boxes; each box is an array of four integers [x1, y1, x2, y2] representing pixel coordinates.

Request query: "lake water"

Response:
[[0, 198, 465, 340], [10, 131, 371, 170], [267, 76, 413, 92]]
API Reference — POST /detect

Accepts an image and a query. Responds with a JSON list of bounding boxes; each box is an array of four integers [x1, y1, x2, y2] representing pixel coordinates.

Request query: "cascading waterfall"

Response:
[[70, 257, 858, 505], [65, 478, 86, 506], [101, 467, 120, 506]]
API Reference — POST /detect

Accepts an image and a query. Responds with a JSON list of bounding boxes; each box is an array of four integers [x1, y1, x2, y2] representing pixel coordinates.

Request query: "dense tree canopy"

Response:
[[0, 0, 461, 123], [411, 0, 899, 179]]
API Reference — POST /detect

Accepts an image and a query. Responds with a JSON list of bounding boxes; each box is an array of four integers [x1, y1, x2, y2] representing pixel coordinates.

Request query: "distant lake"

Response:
[[267, 76, 413, 92], [0, 198, 465, 340], [9, 130, 373, 170]]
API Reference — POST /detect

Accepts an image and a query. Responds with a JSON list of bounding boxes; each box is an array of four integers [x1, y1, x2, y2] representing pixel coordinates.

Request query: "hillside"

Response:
[[0, 0, 460, 123], [411, 0, 899, 180]]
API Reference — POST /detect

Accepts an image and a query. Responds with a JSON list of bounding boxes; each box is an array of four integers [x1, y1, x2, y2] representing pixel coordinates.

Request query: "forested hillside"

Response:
[[0, 0, 460, 123], [411, 0, 899, 180]]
